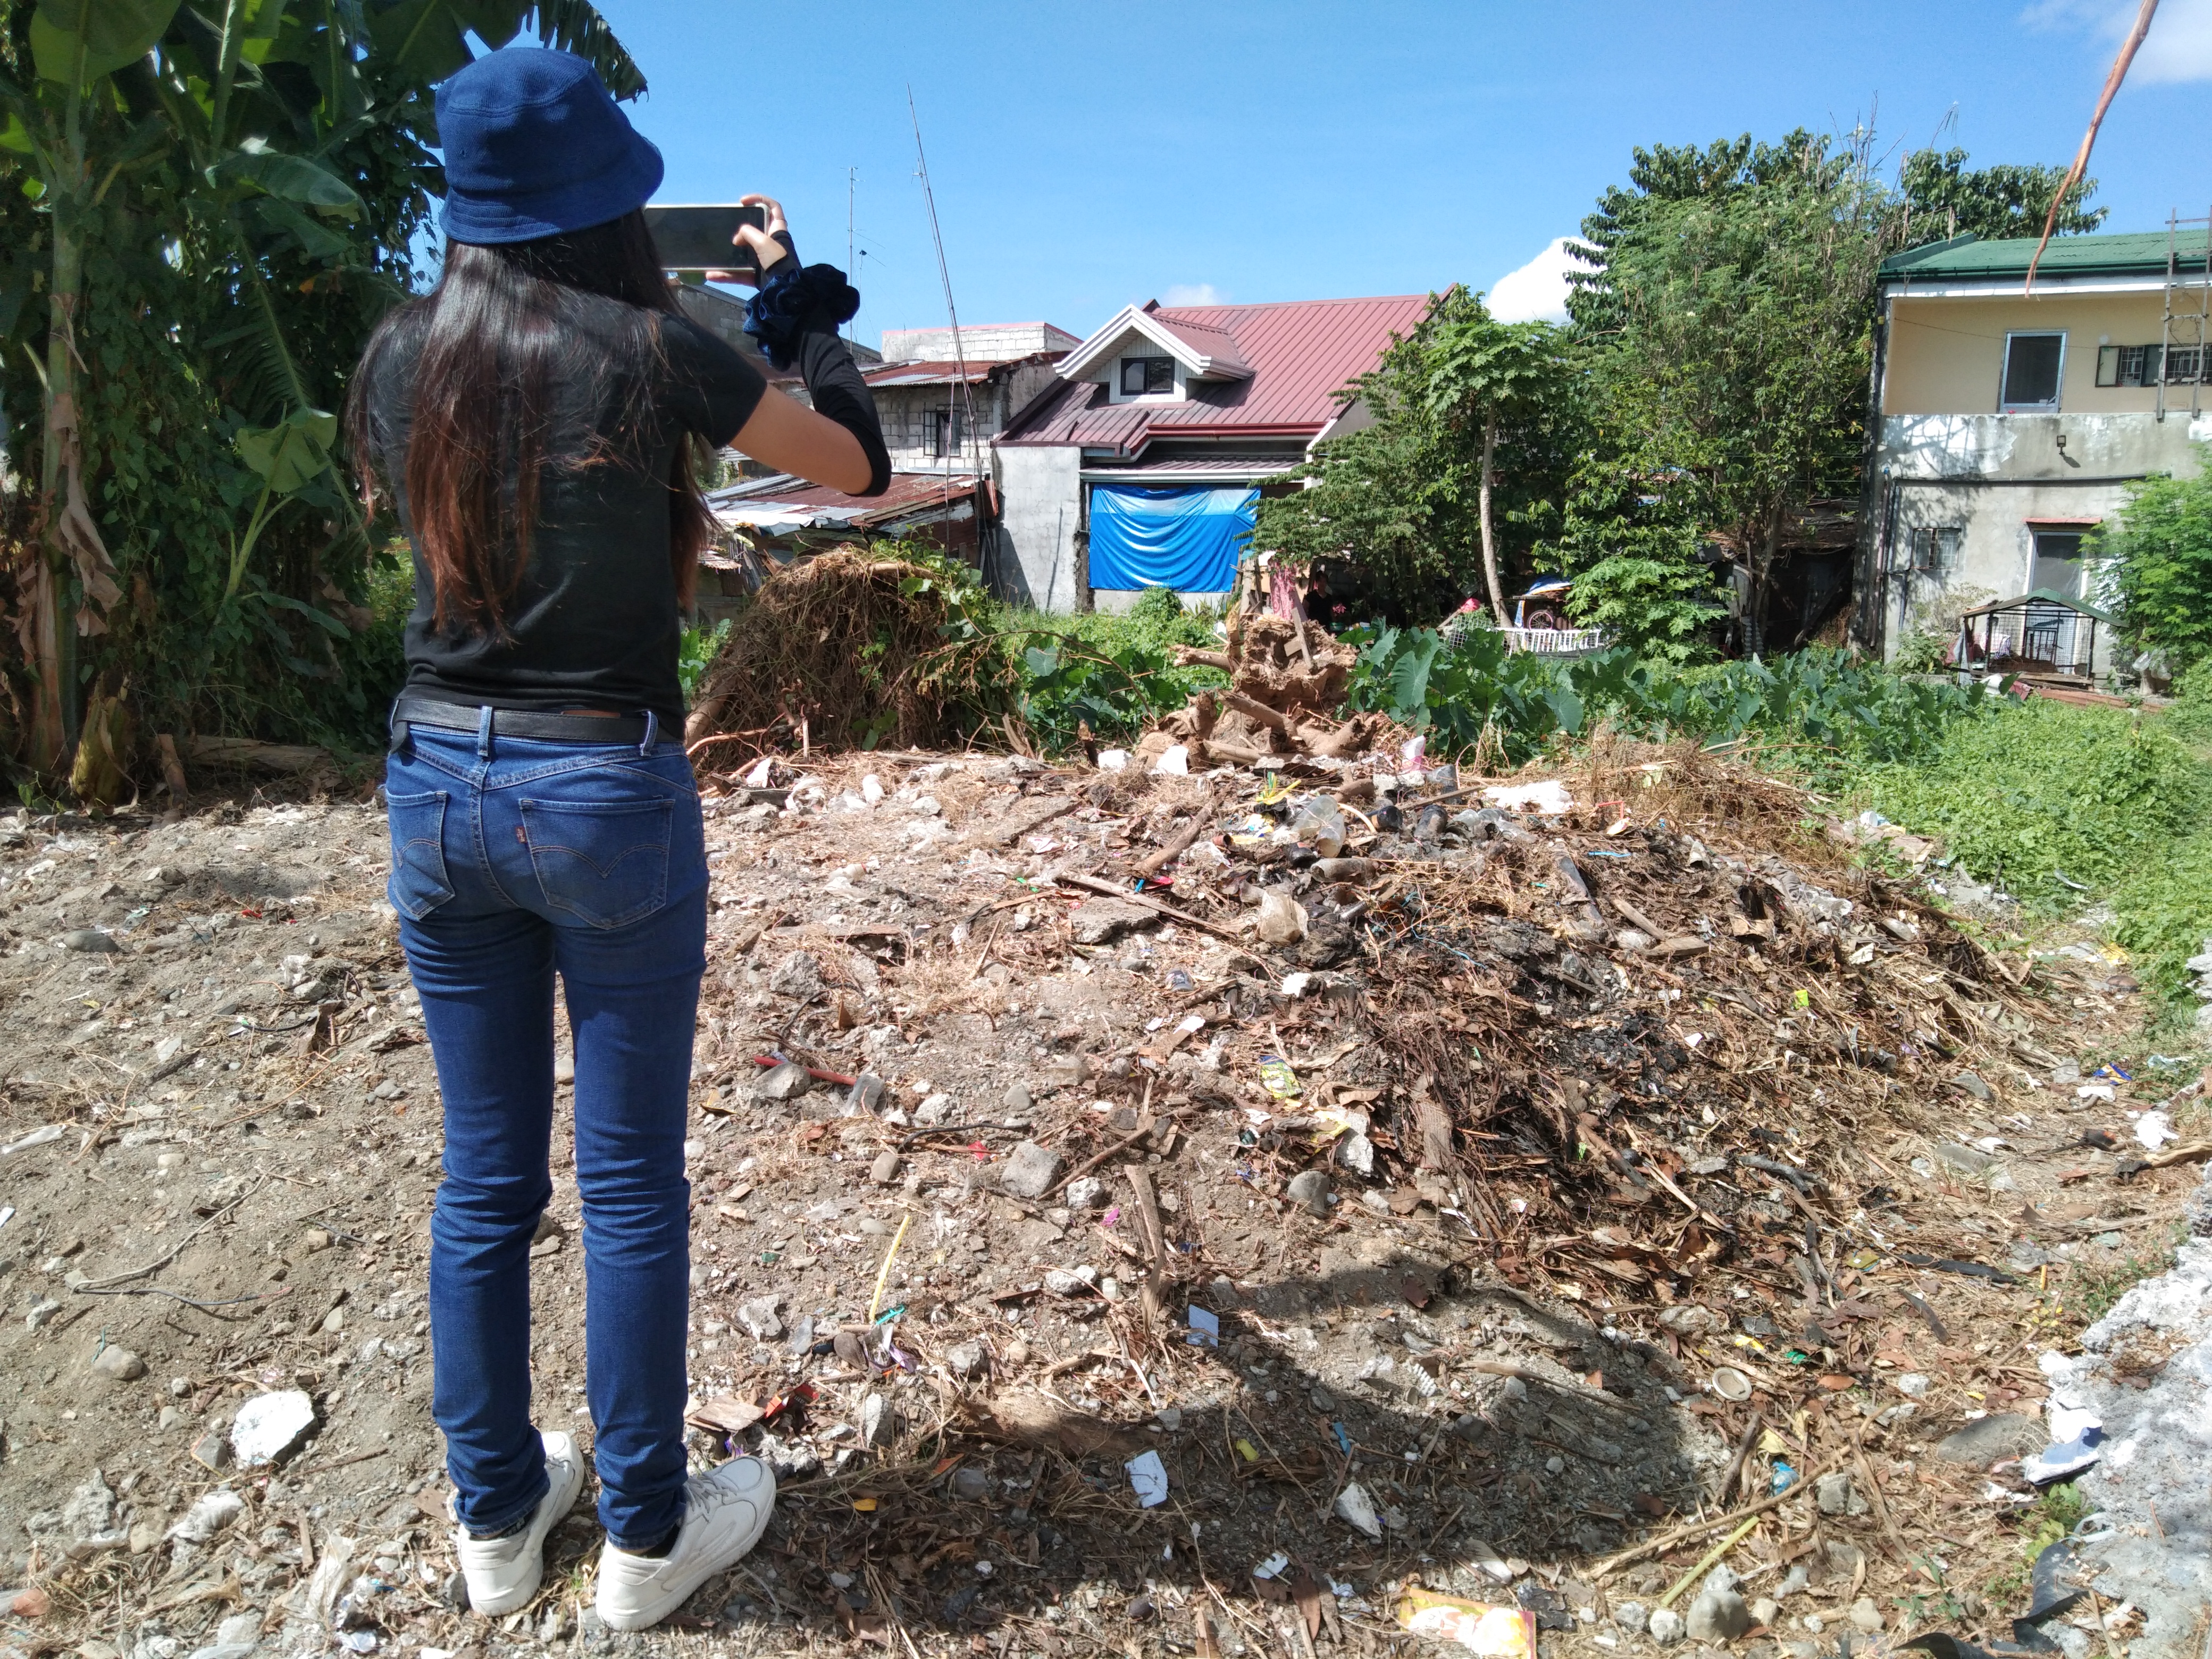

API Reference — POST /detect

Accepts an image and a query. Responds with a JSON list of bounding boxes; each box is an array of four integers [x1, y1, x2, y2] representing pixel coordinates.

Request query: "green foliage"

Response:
[[1342, 626, 1985, 773], [0, 0, 643, 762], [1898, 147, 2105, 246], [2092, 449, 2212, 667], [1250, 288, 1579, 621], [1853, 701, 2208, 907], [676, 618, 731, 703], [1560, 545, 1724, 665], [999, 587, 1226, 752]]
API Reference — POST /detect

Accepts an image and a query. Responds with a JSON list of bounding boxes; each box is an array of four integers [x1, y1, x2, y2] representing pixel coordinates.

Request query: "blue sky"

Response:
[[602, 0, 2212, 344]]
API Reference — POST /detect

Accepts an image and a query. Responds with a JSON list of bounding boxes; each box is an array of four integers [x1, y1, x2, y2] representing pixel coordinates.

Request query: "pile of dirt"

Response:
[[1134, 609, 1397, 768], [0, 749, 2200, 1659], [685, 547, 1008, 763]]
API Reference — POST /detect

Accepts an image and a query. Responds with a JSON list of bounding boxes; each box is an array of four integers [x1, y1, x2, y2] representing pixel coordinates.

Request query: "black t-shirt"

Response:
[[363, 296, 767, 729]]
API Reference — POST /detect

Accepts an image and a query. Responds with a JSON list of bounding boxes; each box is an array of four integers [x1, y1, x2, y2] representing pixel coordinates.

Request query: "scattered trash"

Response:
[[1333, 1480, 1384, 1539], [1481, 780, 1572, 815], [2133, 1110, 2178, 1150], [1186, 1305, 1220, 1347], [166, 1489, 246, 1544], [230, 1388, 317, 1465], [1708, 1367, 1752, 1402], [1125, 1449, 1170, 1508], [1396, 1591, 1538, 1657], [1, 1124, 65, 1157]]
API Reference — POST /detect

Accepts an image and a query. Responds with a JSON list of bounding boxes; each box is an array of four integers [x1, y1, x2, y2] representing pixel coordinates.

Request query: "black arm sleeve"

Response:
[[795, 325, 891, 498]]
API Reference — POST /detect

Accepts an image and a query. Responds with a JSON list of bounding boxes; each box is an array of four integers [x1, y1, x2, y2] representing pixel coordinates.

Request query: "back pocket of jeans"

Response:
[[520, 796, 673, 929], [385, 789, 454, 920]]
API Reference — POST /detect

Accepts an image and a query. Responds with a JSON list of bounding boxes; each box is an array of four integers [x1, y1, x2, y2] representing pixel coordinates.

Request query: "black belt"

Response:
[[393, 698, 663, 748]]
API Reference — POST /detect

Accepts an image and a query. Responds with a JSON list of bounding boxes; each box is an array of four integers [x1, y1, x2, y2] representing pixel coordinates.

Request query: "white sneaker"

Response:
[[594, 1457, 776, 1632], [454, 1429, 585, 1616]]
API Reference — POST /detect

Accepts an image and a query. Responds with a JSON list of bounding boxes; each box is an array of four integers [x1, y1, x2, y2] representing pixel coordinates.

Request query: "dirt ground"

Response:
[[0, 747, 2200, 1659]]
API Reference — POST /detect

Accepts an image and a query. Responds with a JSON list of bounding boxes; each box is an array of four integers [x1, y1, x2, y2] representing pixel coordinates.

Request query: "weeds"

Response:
[[1986, 1483, 2089, 1605]]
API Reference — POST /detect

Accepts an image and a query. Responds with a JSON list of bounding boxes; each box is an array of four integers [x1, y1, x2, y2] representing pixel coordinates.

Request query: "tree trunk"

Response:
[[1477, 410, 1507, 626], [1745, 511, 1782, 658], [30, 215, 83, 774]]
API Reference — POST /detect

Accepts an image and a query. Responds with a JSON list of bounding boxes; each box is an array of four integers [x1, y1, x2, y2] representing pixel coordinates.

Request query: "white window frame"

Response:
[[1999, 330, 2067, 414]]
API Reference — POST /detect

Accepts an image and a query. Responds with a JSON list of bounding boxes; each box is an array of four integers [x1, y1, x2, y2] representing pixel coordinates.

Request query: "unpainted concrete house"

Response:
[[990, 294, 1434, 611], [1863, 226, 2212, 677]]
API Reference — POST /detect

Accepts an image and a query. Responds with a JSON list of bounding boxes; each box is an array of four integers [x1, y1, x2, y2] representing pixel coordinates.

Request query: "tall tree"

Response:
[[1898, 147, 2106, 247], [1571, 131, 1889, 651]]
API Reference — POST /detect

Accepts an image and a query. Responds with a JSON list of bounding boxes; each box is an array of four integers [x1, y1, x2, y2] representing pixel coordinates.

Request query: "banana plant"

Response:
[[0, 0, 642, 775]]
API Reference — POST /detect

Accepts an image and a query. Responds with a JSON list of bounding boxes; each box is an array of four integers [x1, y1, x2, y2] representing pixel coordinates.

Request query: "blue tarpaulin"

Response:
[[1087, 484, 1256, 593]]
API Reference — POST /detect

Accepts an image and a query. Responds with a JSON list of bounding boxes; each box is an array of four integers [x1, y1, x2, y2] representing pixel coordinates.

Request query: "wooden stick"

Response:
[[1855, 1432, 1939, 1585], [1048, 1108, 1195, 1199], [1591, 1464, 1834, 1579], [1134, 816, 1212, 879], [1058, 872, 1249, 947]]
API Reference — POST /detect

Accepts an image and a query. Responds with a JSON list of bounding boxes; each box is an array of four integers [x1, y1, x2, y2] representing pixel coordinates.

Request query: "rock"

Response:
[[184, 1613, 263, 1659], [870, 1150, 901, 1185], [61, 1472, 116, 1540], [1613, 1602, 1647, 1635], [1154, 1406, 1182, 1430], [1254, 889, 1308, 945], [1286, 1169, 1333, 1217], [755, 1432, 820, 1483], [1778, 1566, 1811, 1600], [1066, 1175, 1108, 1210], [1815, 1472, 1855, 1515], [1932, 1412, 2045, 1465], [859, 1393, 895, 1448], [914, 1093, 954, 1125], [298, 1228, 332, 1253], [1003, 1082, 1034, 1116], [554, 1053, 576, 1086], [753, 1062, 814, 1102], [63, 928, 121, 953], [90, 1345, 146, 1381], [1647, 1607, 1685, 1646], [1001, 1140, 1060, 1200], [1952, 1070, 1993, 1101], [129, 1519, 162, 1554], [1848, 1599, 1884, 1633], [1332, 1481, 1383, 1539], [1752, 1598, 1780, 1629], [769, 952, 826, 1000], [160, 1405, 183, 1430], [736, 1296, 784, 1340], [232, 1389, 317, 1466], [167, 1489, 246, 1544], [1067, 898, 1153, 946], [1337, 1131, 1376, 1177], [1687, 1589, 1753, 1641], [950, 1466, 990, 1501], [26, 1296, 61, 1330], [191, 1430, 233, 1471], [1044, 1266, 1097, 1296], [1932, 1143, 1995, 1176], [944, 1340, 988, 1381]]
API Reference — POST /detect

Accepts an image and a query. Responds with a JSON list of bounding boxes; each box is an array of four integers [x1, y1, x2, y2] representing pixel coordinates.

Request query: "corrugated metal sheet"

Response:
[[864, 361, 995, 388], [1882, 229, 2211, 283], [1079, 456, 1297, 481], [1001, 294, 1432, 450], [707, 471, 982, 527]]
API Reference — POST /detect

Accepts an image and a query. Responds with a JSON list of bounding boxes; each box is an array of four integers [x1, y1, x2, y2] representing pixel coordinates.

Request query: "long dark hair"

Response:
[[347, 208, 717, 630]]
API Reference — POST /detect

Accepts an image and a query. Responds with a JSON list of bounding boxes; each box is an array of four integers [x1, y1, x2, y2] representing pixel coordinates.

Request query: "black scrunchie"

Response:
[[743, 258, 862, 371]]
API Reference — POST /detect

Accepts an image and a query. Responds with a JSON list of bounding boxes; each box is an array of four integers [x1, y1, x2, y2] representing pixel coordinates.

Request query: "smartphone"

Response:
[[643, 203, 768, 273]]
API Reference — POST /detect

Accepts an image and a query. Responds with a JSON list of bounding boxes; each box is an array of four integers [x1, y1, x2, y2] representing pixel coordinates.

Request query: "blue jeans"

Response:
[[384, 716, 707, 1548]]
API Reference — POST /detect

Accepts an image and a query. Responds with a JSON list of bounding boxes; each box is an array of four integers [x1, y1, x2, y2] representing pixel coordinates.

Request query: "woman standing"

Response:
[[347, 48, 887, 1632]]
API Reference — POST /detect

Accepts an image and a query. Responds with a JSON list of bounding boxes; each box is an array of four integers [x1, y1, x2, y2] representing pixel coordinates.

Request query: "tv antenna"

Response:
[[908, 87, 979, 492]]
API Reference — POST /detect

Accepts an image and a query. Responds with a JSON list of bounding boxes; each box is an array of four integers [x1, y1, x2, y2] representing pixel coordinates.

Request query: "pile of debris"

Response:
[[1133, 609, 1397, 768]]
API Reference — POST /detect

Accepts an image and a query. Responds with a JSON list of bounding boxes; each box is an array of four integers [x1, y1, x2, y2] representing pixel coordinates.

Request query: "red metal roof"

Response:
[[1000, 293, 1434, 453], [864, 361, 996, 388]]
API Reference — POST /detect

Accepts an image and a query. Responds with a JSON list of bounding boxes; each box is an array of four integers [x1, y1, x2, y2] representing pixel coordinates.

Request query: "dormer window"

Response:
[[1120, 356, 1175, 396]]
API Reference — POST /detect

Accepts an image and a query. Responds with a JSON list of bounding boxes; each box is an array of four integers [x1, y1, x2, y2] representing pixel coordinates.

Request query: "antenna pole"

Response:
[[845, 167, 857, 340], [908, 86, 981, 550]]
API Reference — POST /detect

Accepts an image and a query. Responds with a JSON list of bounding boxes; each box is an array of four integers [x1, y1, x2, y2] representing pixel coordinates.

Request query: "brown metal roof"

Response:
[[1001, 294, 1434, 454]]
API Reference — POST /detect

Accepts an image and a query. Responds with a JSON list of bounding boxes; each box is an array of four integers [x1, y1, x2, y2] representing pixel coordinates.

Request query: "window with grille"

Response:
[[2095, 342, 2205, 386], [1119, 356, 1175, 396], [926, 406, 964, 458], [1890, 525, 1962, 574]]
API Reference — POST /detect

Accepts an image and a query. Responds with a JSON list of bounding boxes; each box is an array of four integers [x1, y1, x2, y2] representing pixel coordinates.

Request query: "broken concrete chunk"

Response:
[[859, 1393, 895, 1448], [230, 1388, 316, 1466], [1001, 1140, 1060, 1200], [768, 952, 825, 1000], [1932, 1142, 1995, 1176], [167, 1489, 245, 1544], [1932, 1412, 2045, 1465], [1647, 1607, 1686, 1645], [1065, 1175, 1108, 1210], [753, 1062, 814, 1102], [944, 1340, 987, 1381], [736, 1296, 784, 1340], [1067, 899, 1153, 946], [1286, 1169, 1332, 1217]]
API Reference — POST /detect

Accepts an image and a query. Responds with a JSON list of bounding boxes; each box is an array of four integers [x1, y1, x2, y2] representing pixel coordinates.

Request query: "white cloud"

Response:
[[2023, 0, 2212, 83], [1486, 237, 1591, 324], [1160, 282, 1224, 307]]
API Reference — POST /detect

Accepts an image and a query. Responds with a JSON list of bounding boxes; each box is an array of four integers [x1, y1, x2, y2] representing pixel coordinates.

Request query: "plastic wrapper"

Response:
[[1395, 1591, 1538, 1657]]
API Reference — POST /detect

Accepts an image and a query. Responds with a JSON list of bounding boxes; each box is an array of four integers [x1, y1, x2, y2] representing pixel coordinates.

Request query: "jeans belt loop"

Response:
[[638, 708, 659, 757], [475, 703, 495, 760]]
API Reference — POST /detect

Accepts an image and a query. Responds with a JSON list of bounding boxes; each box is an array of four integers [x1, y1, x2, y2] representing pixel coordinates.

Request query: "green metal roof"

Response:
[[1960, 589, 2117, 625], [1880, 229, 2210, 283]]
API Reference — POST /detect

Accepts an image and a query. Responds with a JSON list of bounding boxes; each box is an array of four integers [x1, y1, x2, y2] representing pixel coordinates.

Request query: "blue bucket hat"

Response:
[[436, 49, 663, 245]]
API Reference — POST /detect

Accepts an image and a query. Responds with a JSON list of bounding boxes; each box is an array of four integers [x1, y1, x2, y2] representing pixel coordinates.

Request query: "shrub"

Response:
[[2094, 449, 2212, 669]]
